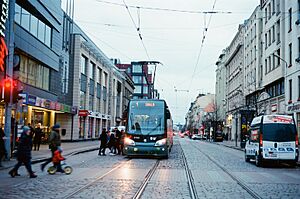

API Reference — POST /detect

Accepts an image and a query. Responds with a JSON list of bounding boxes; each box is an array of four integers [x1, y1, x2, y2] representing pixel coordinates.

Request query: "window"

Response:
[[265, 8, 267, 23], [30, 15, 38, 37], [272, 53, 275, 69], [268, 30, 271, 46], [18, 54, 50, 90], [289, 43, 292, 66], [45, 26, 51, 47], [134, 85, 142, 94], [89, 95, 93, 111], [97, 68, 102, 84], [268, 3, 271, 19], [289, 79, 292, 101], [272, 0, 275, 15], [21, 8, 30, 31], [265, 59, 267, 74], [97, 83, 101, 99], [37, 21, 45, 43], [132, 64, 143, 73], [298, 37, 300, 58], [260, 65, 263, 80], [276, 0, 280, 15], [265, 34, 267, 49], [133, 76, 142, 84], [268, 56, 271, 71], [143, 86, 148, 94], [276, 48, 280, 67], [276, 20, 280, 44], [80, 91, 86, 109], [288, 8, 292, 32], [81, 55, 87, 74], [89, 79, 95, 96], [15, 4, 21, 24], [272, 26, 275, 43], [89, 62, 95, 79]]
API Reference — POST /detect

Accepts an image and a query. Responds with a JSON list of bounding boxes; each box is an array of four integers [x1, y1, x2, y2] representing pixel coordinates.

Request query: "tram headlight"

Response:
[[154, 138, 167, 146], [124, 137, 135, 146]]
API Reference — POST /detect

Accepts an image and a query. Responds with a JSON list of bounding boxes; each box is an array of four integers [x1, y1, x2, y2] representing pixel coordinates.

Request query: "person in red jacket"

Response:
[[52, 147, 65, 173]]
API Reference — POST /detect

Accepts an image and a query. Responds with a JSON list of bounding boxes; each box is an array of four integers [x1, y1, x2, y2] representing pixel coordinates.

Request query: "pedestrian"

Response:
[[115, 127, 122, 155], [98, 128, 108, 156], [40, 124, 61, 171], [0, 125, 5, 167], [119, 129, 125, 155], [33, 123, 43, 151], [52, 147, 65, 173], [108, 131, 116, 154], [8, 126, 37, 178]]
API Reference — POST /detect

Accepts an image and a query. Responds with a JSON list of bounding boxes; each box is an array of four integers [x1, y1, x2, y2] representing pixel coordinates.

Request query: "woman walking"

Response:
[[8, 126, 37, 178]]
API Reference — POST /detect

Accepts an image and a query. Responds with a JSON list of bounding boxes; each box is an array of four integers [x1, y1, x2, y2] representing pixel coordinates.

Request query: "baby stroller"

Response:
[[47, 160, 73, 175]]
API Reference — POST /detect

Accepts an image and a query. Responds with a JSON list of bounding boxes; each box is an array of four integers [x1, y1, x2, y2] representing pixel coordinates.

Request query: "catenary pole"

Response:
[[4, 0, 15, 159]]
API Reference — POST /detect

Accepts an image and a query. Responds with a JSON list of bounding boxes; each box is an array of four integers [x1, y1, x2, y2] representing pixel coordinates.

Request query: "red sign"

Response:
[[78, 110, 89, 117], [0, 37, 7, 72]]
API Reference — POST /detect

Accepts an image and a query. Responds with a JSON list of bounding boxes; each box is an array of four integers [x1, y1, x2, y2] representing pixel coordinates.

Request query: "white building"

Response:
[[284, 0, 300, 135], [224, 24, 245, 141]]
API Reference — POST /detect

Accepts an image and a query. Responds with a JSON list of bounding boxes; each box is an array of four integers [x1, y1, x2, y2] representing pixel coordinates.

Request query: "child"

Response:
[[52, 147, 65, 173]]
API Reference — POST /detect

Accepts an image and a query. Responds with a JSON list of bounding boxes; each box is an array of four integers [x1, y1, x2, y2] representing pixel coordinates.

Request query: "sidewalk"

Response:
[[211, 140, 300, 165], [0, 140, 100, 171]]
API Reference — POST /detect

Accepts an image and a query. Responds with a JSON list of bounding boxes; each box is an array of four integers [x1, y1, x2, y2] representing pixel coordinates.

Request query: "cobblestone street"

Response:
[[0, 137, 299, 199]]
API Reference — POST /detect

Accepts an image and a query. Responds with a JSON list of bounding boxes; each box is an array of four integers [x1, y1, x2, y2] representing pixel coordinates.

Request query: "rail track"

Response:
[[189, 141, 263, 199]]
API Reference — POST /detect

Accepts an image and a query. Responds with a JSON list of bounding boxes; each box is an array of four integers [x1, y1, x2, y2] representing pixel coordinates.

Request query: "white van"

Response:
[[245, 114, 299, 167]]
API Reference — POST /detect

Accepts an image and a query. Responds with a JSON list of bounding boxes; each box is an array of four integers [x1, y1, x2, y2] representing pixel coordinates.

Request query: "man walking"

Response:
[[98, 128, 108, 156], [40, 124, 61, 171], [8, 126, 37, 178], [33, 123, 43, 151]]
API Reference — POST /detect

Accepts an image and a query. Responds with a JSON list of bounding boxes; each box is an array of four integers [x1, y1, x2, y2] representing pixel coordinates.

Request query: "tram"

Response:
[[123, 99, 173, 158]]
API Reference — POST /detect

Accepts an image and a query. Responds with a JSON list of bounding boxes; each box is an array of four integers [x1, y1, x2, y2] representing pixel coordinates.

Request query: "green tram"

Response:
[[123, 99, 173, 158]]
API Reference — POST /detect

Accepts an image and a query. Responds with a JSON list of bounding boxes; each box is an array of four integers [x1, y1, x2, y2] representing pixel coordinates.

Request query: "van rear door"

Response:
[[263, 123, 296, 160]]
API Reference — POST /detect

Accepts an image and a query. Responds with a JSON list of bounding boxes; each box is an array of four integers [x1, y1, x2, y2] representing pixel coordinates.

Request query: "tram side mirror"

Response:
[[61, 129, 66, 136], [166, 110, 171, 120]]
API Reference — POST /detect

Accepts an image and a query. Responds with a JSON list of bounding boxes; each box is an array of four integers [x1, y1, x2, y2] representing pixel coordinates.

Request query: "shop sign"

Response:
[[27, 95, 36, 105], [36, 97, 42, 107], [44, 100, 51, 109], [55, 102, 61, 111], [271, 104, 277, 112], [71, 106, 77, 114], [19, 93, 27, 104], [50, 101, 56, 110], [287, 102, 300, 113], [78, 110, 89, 117]]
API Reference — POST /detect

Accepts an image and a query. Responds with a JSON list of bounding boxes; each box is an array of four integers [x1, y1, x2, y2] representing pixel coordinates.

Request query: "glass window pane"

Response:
[[15, 4, 21, 24], [81, 56, 86, 74], [43, 67, 49, 90], [30, 15, 38, 37], [38, 21, 45, 42], [45, 26, 51, 47], [21, 8, 30, 31]]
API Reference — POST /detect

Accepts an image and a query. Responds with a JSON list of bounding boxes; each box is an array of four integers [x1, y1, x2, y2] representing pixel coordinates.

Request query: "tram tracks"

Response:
[[189, 141, 263, 199], [179, 142, 199, 199]]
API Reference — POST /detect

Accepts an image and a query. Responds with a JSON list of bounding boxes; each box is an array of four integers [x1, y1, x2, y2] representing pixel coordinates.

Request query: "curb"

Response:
[[210, 142, 300, 166], [0, 147, 99, 171]]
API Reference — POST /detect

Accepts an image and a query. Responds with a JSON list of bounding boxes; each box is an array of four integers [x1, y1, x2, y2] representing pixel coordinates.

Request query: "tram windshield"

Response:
[[128, 101, 165, 135]]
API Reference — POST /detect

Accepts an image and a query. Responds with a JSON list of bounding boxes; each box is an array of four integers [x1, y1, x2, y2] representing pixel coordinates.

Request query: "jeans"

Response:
[[13, 156, 33, 174]]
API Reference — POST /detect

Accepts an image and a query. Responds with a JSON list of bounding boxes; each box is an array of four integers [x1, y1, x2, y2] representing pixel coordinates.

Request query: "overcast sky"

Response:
[[61, 0, 259, 124]]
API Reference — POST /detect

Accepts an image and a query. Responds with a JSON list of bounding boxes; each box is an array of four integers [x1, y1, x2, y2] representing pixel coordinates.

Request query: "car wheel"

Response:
[[245, 152, 250, 162], [255, 153, 263, 167]]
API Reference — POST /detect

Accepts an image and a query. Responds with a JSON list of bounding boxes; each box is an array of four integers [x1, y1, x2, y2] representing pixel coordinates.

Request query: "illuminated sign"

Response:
[[0, 0, 8, 37], [145, 102, 155, 107], [0, 36, 7, 71]]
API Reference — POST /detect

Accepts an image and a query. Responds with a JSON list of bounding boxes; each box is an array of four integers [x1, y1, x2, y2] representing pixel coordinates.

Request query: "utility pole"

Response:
[[4, 0, 15, 159]]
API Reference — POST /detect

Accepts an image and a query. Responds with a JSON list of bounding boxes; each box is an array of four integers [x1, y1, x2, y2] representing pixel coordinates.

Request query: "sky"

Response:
[[61, 0, 259, 124]]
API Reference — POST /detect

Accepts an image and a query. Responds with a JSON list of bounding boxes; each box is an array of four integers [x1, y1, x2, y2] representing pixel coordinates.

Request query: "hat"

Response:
[[53, 124, 60, 129], [23, 126, 30, 133]]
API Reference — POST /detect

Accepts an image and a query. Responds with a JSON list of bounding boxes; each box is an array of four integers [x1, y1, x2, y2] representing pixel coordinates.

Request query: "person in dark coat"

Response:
[[0, 126, 5, 167], [115, 128, 122, 155], [107, 131, 116, 154], [98, 129, 108, 156], [33, 123, 43, 151], [40, 124, 61, 171], [8, 126, 37, 178]]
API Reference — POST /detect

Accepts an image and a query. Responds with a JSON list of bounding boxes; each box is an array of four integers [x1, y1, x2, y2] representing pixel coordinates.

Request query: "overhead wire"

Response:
[[122, 0, 150, 60]]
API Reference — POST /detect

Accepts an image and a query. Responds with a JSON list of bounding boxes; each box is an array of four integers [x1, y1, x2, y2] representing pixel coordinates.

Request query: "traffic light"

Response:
[[2, 78, 22, 103], [3, 78, 12, 103], [12, 80, 23, 103]]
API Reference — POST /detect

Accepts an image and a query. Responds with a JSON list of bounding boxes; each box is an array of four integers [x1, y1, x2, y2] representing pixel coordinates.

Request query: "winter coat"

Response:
[[16, 132, 32, 159], [99, 131, 108, 145], [52, 150, 65, 164], [49, 130, 61, 149], [108, 133, 116, 147], [33, 127, 43, 143]]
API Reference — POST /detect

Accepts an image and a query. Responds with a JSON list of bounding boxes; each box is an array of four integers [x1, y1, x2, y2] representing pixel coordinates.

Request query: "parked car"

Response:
[[245, 115, 299, 167], [192, 134, 201, 140]]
